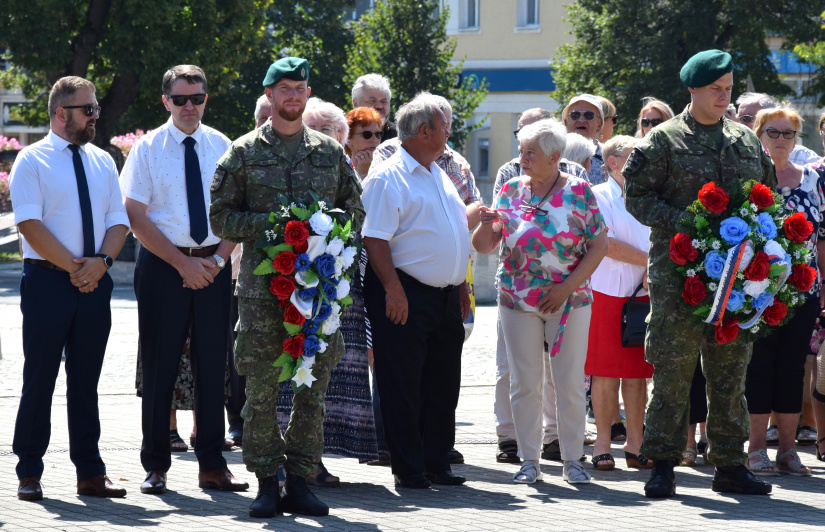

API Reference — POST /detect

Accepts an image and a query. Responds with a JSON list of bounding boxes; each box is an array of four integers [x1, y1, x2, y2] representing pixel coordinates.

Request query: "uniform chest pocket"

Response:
[[246, 158, 289, 191], [674, 148, 713, 177], [306, 153, 339, 192], [731, 143, 763, 181]]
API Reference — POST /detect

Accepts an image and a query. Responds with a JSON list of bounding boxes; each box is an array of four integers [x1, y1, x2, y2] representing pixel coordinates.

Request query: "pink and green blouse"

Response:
[[495, 176, 606, 312]]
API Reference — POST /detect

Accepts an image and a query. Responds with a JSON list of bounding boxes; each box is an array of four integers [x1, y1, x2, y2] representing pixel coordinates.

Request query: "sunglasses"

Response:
[[640, 118, 663, 128], [738, 114, 755, 124], [355, 130, 383, 140], [569, 111, 597, 121], [518, 204, 548, 216], [62, 105, 101, 117], [606, 115, 618, 125], [764, 128, 797, 140], [166, 93, 207, 106], [513, 128, 521, 140]]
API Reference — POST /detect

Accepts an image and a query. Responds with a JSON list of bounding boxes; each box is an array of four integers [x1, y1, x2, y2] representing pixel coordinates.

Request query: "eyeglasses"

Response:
[[513, 128, 521, 140], [354, 130, 383, 140], [518, 204, 548, 216], [738, 114, 755, 124], [763, 128, 797, 140], [569, 111, 597, 121], [166, 93, 207, 106], [640, 118, 663, 128], [61, 105, 101, 117], [309, 126, 336, 136], [605, 115, 618, 125]]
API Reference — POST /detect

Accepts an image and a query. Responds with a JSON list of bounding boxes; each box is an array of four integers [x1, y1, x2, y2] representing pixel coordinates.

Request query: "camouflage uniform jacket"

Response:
[[623, 105, 777, 287], [210, 124, 365, 299]]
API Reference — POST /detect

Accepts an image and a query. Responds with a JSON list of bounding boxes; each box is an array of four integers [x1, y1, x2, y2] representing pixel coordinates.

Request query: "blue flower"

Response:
[[297, 287, 317, 301], [719, 217, 750, 245], [313, 300, 332, 321], [314, 253, 336, 279], [295, 253, 311, 272], [321, 281, 337, 301], [753, 292, 774, 310], [302, 320, 320, 335], [755, 212, 777, 239], [704, 250, 726, 279], [726, 289, 746, 312], [303, 335, 321, 358]]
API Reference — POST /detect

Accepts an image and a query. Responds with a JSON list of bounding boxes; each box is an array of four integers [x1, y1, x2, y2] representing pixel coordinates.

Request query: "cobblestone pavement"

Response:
[[0, 267, 824, 531]]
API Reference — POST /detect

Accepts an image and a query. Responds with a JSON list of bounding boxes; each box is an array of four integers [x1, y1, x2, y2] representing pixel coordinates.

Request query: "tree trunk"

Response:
[[67, 0, 114, 76], [93, 72, 141, 150]]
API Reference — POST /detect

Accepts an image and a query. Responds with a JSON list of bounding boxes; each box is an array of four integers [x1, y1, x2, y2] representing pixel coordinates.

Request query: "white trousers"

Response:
[[499, 304, 591, 462]]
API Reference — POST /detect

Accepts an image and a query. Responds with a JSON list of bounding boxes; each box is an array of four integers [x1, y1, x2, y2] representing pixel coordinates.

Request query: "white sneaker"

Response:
[[513, 460, 544, 484], [563, 461, 591, 484]]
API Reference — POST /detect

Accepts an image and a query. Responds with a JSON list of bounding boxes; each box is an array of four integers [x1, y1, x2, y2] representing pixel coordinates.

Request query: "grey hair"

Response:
[[562, 133, 597, 167], [602, 135, 637, 175], [520, 108, 553, 122], [254, 94, 271, 121], [303, 97, 349, 144], [736, 92, 779, 109], [49, 76, 96, 117], [396, 97, 439, 142], [351, 73, 392, 104], [517, 118, 568, 158], [423, 92, 453, 121]]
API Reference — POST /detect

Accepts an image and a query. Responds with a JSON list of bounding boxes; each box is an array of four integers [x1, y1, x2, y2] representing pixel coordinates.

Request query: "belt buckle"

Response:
[[188, 248, 194, 257]]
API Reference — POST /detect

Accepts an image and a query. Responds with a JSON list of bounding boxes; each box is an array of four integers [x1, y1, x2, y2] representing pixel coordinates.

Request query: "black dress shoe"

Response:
[[280, 473, 329, 516], [425, 471, 466, 485], [249, 476, 280, 518], [140, 471, 167, 494], [644, 459, 677, 498], [393, 473, 432, 489], [712, 464, 772, 494], [447, 448, 464, 464], [18, 477, 43, 501]]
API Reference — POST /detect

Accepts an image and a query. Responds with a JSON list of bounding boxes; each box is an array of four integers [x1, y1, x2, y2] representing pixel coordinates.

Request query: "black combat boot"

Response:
[[644, 459, 677, 498], [249, 475, 280, 518], [280, 472, 329, 516], [711, 465, 772, 494]]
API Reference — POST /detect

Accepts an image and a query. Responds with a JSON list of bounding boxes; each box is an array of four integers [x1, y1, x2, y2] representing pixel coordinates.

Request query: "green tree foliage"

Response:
[[794, 10, 825, 105], [344, 0, 488, 151], [551, 0, 825, 135]]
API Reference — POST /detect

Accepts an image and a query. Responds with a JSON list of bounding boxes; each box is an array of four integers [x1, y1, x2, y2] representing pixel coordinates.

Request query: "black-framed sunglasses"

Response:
[[764, 128, 797, 140], [355, 130, 383, 140], [61, 105, 101, 117], [569, 110, 597, 121], [166, 93, 207, 106], [518, 204, 549, 216], [606, 115, 618, 125], [513, 128, 521, 140], [641, 118, 663, 128], [738, 114, 755, 124]]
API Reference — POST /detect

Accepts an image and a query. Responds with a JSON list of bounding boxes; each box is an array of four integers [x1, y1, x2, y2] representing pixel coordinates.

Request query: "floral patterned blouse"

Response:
[[796, 162, 825, 299], [494, 176, 606, 312]]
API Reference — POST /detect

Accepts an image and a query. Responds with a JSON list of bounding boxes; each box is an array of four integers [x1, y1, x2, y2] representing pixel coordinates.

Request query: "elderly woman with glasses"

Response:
[[743, 106, 825, 478], [303, 97, 349, 145], [474, 118, 608, 485], [635, 98, 675, 138], [345, 107, 384, 179]]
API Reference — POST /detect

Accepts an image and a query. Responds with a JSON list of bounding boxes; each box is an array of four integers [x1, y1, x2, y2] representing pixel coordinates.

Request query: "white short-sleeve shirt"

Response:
[[361, 147, 469, 287], [10, 131, 130, 259], [119, 118, 230, 247]]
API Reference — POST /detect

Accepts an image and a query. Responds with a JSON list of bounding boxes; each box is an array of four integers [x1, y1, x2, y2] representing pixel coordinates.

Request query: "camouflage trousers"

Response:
[[642, 285, 751, 466], [235, 297, 344, 479]]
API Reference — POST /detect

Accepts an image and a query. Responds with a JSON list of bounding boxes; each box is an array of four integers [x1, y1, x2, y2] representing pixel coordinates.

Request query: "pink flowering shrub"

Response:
[[111, 129, 150, 158], [0, 172, 10, 212], [0, 136, 23, 152]]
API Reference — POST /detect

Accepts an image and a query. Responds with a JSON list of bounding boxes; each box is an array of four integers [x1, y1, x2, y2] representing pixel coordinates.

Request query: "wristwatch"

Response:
[[95, 253, 113, 269], [212, 254, 226, 270]]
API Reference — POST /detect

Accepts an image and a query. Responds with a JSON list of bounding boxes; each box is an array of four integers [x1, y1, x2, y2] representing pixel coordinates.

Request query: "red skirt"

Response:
[[585, 290, 654, 379]]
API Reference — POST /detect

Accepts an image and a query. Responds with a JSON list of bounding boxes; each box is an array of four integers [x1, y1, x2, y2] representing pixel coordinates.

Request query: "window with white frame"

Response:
[[517, 0, 540, 28], [459, 0, 479, 30]]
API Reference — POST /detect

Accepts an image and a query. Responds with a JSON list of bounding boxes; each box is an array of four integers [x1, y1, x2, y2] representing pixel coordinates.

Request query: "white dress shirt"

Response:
[[10, 131, 130, 259], [362, 147, 469, 287], [120, 118, 230, 247], [591, 177, 650, 297]]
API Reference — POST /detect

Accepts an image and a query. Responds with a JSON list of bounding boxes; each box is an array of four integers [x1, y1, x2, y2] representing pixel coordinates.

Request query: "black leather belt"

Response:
[[395, 268, 458, 292], [24, 258, 67, 272]]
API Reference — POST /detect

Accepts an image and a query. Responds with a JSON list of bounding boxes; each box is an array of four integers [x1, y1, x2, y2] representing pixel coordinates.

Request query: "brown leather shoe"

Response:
[[77, 475, 127, 498], [18, 477, 43, 501], [198, 468, 249, 491], [140, 471, 167, 494]]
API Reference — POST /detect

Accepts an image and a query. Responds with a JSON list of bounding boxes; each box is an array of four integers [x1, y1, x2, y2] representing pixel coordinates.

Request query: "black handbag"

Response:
[[621, 282, 649, 347]]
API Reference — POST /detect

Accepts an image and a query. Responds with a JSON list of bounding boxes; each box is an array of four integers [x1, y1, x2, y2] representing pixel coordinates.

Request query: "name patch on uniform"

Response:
[[211, 168, 228, 192]]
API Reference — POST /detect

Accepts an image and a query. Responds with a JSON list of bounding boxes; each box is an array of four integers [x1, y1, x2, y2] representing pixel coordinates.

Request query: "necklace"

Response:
[[523, 171, 561, 214]]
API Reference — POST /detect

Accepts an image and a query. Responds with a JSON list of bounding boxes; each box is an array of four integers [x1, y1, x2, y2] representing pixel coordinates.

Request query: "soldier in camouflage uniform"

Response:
[[623, 50, 776, 498], [209, 57, 364, 518]]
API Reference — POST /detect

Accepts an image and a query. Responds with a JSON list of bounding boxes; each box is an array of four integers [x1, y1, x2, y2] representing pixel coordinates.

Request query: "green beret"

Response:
[[262, 57, 309, 88], [680, 49, 733, 88]]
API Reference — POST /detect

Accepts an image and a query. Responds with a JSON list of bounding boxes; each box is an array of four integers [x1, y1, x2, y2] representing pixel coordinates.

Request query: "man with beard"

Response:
[[9, 76, 130, 500], [210, 57, 364, 518], [121, 64, 247, 495]]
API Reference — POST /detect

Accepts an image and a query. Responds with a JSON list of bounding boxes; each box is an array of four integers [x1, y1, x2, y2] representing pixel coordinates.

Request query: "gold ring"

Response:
[[84, 280, 88, 284]]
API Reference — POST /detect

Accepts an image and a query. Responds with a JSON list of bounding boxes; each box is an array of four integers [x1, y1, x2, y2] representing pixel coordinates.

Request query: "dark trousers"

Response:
[[364, 265, 464, 477], [13, 263, 113, 481], [225, 285, 245, 434], [689, 356, 708, 425], [136, 248, 230, 473]]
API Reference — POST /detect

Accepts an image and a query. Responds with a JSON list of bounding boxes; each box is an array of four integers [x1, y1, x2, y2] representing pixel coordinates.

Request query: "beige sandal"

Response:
[[747, 449, 779, 477], [777, 449, 811, 476], [681, 448, 696, 466]]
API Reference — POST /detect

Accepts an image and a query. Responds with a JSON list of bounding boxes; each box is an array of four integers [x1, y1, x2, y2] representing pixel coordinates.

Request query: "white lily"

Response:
[[292, 366, 317, 388]]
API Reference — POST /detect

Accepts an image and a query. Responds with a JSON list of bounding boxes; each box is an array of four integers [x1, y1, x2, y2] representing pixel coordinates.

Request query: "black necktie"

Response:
[[68, 144, 95, 257], [183, 136, 207, 245]]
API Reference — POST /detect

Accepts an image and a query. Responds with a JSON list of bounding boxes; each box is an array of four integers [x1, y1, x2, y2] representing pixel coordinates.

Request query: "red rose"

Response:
[[698, 182, 729, 215], [273, 251, 297, 275], [669, 233, 699, 265], [715, 317, 740, 344], [269, 275, 296, 299], [784, 212, 814, 243], [283, 303, 306, 326], [682, 275, 707, 306], [789, 263, 817, 292], [284, 220, 310, 246], [743, 251, 770, 282], [283, 334, 305, 359], [749, 183, 775, 210], [762, 301, 789, 326], [294, 240, 309, 254]]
